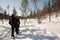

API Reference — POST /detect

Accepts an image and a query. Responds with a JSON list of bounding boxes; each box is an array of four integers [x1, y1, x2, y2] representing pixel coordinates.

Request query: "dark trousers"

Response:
[[11, 25, 19, 37], [15, 26, 19, 34]]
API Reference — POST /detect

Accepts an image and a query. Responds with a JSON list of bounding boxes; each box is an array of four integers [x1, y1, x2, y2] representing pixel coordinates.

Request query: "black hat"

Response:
[[12, 14, 14, 17]]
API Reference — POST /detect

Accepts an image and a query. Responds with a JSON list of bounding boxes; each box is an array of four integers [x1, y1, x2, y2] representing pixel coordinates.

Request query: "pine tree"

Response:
[[13, 7, 17, 16], [7, 5, 10, 15], [48, 0, 52, 22], [52, 0, 59, 17]]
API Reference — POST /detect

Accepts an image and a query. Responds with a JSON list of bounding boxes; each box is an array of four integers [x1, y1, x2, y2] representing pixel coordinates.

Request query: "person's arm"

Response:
[[9, 19, 12, 25]]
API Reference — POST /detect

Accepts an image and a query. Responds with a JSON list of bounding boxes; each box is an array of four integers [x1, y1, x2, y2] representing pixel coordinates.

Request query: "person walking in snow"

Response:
[[15, 16, 20, 35], [9, 14, 20, 38]]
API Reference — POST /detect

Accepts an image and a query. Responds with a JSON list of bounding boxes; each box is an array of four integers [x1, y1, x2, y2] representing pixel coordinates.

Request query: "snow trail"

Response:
[[0, 19, 59, 40]]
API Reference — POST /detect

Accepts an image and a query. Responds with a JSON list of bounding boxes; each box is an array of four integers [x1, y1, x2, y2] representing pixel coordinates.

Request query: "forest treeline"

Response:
[[0, 0, 60, 21]]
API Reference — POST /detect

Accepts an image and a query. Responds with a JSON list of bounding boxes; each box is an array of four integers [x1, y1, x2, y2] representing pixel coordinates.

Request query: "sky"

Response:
[[0, 0, 49, 16]]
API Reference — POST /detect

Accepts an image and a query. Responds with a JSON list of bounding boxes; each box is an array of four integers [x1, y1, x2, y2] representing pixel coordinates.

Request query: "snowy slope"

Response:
[[0, 18, 60, 40]]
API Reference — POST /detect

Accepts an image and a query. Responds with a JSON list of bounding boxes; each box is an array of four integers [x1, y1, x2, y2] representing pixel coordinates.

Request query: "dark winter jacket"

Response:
[[9, 16, 20, 27]]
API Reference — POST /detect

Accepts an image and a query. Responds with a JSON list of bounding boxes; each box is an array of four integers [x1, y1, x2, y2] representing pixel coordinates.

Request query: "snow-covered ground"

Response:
[[0, 17, 60, 40]]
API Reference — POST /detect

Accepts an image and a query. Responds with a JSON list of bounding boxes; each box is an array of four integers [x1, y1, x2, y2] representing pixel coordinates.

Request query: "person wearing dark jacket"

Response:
[[15, 17, 20, 34], [9, 14, 20, 37]]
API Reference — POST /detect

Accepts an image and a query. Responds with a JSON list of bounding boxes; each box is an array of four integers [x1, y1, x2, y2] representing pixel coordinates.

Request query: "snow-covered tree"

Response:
[[21, 0, 29, 25]]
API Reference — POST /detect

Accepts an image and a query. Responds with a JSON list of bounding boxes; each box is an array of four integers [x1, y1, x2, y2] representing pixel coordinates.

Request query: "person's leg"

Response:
[[11, 26, 14, 37], [17, 25, 19, 33], [15, 27, 19, 34], [17, 27, 19, 34]]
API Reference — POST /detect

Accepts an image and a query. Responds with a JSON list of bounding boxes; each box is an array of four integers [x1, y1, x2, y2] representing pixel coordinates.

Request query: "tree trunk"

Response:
[[49, 13, 51, 23]]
